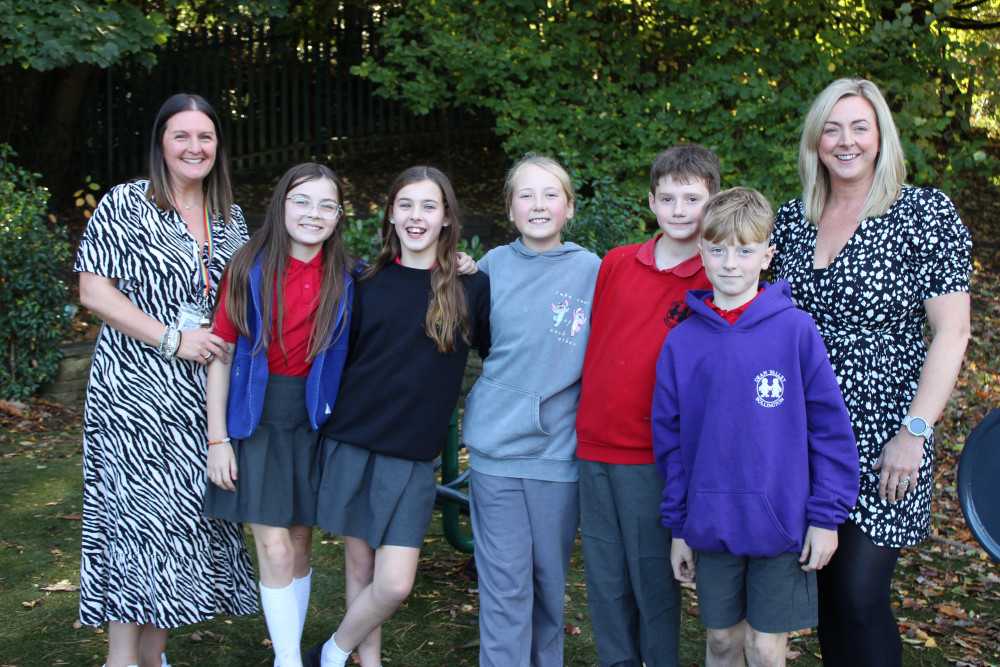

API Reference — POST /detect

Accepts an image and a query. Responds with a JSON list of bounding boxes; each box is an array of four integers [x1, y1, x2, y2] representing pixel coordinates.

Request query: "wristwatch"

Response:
[[902, 415, 934, 439]]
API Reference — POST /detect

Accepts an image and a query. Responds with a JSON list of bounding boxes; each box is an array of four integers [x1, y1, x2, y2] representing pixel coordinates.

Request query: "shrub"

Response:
[[0, 144, 72, 400], [564, 166, 650, 259], [355, 0, 1000, 204], [341, 215, 383, 263]]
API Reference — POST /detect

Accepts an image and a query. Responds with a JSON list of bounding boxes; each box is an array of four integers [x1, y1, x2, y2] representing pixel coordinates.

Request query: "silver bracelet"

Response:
[[160, 326, 181, 360], [158, 325, 171, 354]]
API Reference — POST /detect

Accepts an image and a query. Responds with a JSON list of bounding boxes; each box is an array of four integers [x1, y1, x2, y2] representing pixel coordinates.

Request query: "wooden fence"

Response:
[[70, 11, 492, 188]]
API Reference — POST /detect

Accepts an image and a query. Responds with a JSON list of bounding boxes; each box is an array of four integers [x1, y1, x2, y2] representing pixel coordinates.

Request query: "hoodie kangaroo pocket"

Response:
[[463, 377, 550, 457], [684, 490, 797, 558]]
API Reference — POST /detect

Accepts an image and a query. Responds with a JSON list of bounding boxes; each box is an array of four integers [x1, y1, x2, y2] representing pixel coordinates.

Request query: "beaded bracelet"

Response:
[[207, 437, 232, 446]]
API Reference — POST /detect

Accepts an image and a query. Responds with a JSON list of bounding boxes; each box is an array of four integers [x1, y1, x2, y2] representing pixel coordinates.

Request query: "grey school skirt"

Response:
[[203, 374, 320, 528], [316, 437, 437, 549]]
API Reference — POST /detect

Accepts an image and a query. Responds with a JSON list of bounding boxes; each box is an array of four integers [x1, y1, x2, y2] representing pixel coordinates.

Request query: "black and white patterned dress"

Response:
[[74, 181, 257, 627], [771, 186, 971, 548]]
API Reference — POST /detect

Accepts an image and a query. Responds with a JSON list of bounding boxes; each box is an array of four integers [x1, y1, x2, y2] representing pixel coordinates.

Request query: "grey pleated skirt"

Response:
[[203, 374, 320, 528], [316, 437, 437, 549]]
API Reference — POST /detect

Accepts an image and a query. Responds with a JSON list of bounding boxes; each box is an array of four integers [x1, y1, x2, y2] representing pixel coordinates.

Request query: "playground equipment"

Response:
[[435, 405, 474, 553]]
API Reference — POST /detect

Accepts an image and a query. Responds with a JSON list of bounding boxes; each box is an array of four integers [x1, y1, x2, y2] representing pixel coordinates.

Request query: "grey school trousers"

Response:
[[578, 459, 681, 667], [470, 469, 579, 667]]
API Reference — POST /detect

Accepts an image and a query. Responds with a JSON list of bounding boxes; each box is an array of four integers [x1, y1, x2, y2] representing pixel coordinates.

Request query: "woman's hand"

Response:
[[873, 291, 971, 505], [206, 442, 238, 491], [873, 430, 924, 504], [175, 328, 230, 365]]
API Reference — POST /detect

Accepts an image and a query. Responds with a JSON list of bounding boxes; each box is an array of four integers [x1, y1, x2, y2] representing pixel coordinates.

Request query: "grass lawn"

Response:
[[2, 384, 999, 666], [3, 176, 1000, 666]]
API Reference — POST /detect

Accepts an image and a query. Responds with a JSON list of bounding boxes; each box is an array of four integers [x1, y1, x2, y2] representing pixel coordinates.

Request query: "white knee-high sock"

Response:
[[260, 582, 303, 667], [292, 569, 312, 640], [320, 632, 351, 667]]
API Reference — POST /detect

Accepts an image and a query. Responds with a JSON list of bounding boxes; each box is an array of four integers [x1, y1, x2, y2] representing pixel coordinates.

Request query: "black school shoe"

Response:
[[304, 642, 324, 667]]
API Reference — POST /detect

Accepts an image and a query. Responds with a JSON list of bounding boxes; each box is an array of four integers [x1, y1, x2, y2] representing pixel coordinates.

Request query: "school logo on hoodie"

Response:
[[754, 370, 785, 407]]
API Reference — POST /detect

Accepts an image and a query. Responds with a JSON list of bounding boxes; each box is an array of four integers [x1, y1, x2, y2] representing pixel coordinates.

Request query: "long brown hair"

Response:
[[220, 163, 358, 360], [366, 166, 469, 354], [146, 93, 234, 225]]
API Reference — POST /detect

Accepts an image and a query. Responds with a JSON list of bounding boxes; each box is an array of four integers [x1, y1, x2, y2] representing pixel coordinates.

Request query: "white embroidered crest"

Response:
[[754, 370, 785, 408]]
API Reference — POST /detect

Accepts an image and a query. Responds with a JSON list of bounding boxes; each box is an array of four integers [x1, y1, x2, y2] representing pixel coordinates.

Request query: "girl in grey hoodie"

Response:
[[463, 154, 600, 667]]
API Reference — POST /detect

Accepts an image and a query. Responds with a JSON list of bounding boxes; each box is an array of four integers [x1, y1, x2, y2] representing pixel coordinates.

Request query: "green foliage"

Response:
[[0, 0, 169, 70], [341, 216, 382, 263], [563, 167, 649, 258], [0, 0, 289, 70], [457, 235, 486, 261], [355, 0, 1000, 208], [0, 145, 72, 400]]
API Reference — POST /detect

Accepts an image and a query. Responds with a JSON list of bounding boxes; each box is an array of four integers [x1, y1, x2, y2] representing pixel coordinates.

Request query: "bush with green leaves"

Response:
[[0, 144, 72, 400], [563, 167, 650, 259], [341, 216, 383, 263], [354, 0, 999, 209]]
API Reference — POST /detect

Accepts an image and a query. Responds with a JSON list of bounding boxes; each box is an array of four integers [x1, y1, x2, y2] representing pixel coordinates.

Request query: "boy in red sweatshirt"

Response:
[[576, 145, 718, 666]]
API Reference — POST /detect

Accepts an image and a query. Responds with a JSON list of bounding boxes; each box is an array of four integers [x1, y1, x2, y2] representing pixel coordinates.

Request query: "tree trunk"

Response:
[[38, 64, 97, 207]]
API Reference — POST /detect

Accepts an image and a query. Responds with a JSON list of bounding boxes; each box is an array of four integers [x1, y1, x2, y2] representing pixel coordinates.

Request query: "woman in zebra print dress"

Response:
[[75, 94, 257, 667]]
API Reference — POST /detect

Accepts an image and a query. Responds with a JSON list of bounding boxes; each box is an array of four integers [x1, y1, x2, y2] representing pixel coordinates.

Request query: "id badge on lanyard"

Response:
[[174, 202, 215, 331]]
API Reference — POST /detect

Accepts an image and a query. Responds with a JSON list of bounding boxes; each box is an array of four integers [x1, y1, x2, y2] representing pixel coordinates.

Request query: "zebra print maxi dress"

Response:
[[74, 181, 257, 627]]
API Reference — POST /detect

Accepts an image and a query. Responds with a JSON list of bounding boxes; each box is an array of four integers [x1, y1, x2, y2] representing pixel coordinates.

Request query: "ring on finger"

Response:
[[897, 479, 910, 487], [203, 352, 213, 360]]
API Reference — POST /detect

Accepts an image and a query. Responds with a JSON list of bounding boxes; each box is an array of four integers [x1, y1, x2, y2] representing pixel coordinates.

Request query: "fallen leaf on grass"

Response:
[[936, 603, 970, 620], [564, 622, 581, 635], [0, 400, 27, 418]]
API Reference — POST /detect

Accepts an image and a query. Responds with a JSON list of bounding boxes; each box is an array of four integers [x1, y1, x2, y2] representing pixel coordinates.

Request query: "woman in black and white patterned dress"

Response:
[[75, 94, 256, 667], [771, 79, 971, 666]]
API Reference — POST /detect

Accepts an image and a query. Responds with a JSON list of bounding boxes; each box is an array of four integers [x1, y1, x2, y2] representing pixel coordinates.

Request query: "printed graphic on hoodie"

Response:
[[755, 370, 786, 407], [549, 290, 591, 346]]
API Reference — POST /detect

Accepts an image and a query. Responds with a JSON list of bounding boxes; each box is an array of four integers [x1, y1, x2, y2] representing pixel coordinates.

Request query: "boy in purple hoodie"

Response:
[[651, 187, 859, 666]]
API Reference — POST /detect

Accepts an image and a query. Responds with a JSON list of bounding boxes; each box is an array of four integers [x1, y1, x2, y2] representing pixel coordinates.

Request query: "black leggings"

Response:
[[817, 520, 902, 666]]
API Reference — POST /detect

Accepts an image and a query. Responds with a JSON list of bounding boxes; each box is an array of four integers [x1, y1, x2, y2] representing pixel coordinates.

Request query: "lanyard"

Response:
[[196, 201, 215, 301], [171, 193, 216, 305]]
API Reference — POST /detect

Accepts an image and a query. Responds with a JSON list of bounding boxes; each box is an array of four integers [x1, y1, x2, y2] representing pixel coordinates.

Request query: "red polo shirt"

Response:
[[214, 253, 324, 377]]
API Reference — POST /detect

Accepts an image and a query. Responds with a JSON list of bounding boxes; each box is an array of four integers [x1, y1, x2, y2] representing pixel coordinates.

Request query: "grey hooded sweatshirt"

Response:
[[463, 238, 601, 483]]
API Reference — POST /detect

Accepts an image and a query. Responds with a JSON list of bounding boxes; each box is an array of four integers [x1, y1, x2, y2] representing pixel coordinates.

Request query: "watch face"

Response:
[[908, 417, 928, 435]]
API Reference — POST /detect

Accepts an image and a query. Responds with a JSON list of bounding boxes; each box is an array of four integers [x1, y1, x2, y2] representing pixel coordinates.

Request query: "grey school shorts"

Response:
[[694, 549, 818, 634]]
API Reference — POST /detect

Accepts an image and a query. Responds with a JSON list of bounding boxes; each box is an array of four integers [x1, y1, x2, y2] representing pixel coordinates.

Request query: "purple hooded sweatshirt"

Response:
[[651, 280, 860, 558]]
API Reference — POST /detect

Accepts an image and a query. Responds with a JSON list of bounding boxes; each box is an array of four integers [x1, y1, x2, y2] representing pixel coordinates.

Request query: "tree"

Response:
[[0, 0, 288, 202], [354, 0, 999, 215]]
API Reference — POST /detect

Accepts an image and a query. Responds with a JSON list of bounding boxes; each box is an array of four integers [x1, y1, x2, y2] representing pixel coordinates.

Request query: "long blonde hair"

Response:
[[798, 78, 905, 224], [366, 166, 469, 354]]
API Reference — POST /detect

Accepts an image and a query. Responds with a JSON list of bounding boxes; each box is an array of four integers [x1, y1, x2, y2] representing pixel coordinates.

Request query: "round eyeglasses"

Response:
[[285, 196, 342, 220]]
